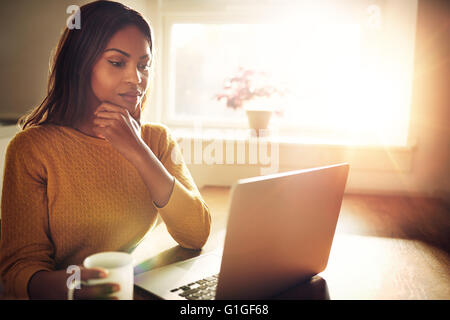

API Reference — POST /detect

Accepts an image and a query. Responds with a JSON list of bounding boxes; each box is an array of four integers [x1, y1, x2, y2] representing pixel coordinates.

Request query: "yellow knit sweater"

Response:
[[0, 123, 211, 299]]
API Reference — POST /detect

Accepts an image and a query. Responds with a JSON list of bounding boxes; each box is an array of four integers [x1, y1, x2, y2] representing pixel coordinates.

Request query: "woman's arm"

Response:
[[130, 125, 211, 249], [92, 103, 211, 250], [128, 136, 175, 208], [28, 268, 120, 300], [0, 130, 133, 300], [0, 133, 55, 299]]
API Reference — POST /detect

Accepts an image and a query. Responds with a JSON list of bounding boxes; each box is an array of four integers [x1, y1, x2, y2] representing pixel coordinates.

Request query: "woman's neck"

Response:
[[72, 107, 100, 139], [72, 90, 103, 139], [72, 123, 99, 139]]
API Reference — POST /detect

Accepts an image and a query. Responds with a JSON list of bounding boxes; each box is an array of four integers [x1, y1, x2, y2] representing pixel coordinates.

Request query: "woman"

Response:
[[0, 1, 211, 300]]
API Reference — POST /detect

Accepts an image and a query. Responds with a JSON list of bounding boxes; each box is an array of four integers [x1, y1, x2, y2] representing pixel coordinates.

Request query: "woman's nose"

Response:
[[125, 65, 142, 85]]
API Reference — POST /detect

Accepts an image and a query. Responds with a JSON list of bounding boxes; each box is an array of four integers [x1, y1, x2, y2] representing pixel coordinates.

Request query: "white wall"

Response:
[[0, 0, 93, 121]]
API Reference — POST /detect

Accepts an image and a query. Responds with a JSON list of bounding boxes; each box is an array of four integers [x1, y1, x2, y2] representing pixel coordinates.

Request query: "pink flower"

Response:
[[215, 67, 287, 110]]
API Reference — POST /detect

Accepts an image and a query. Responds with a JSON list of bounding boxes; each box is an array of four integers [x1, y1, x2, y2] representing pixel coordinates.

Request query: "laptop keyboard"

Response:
[[170, 273, 219, 300]]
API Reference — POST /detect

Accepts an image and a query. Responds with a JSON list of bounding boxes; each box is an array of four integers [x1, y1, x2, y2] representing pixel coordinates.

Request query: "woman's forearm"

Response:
[[129, 134, 211, 249], [28, 270, 63, 299], [130, 143, 175, 208]]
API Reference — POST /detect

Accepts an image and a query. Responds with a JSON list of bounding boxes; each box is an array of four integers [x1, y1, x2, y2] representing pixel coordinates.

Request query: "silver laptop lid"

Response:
[[215, 163, 349, 299]]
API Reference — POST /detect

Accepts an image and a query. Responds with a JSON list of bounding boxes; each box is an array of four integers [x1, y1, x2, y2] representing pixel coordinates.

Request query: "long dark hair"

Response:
[[18, 0, 153, 130]]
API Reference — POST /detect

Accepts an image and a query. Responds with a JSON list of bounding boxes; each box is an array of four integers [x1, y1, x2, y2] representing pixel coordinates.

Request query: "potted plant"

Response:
[[215, 67, 286, 135]]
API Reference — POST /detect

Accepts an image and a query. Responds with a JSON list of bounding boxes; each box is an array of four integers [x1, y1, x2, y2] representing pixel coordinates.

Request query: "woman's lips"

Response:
[[119, 94, 139, 104]]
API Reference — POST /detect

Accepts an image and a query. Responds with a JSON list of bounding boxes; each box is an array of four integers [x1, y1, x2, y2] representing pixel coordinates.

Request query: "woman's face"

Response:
[[89, 25, 151, 116]]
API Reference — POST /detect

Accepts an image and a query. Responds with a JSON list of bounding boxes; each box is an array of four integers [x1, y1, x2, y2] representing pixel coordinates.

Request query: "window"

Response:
[[160, 0, 418, 146]]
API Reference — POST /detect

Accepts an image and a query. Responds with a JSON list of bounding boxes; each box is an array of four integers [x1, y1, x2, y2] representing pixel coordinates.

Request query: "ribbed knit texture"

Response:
[[0, 123, 211, 299]]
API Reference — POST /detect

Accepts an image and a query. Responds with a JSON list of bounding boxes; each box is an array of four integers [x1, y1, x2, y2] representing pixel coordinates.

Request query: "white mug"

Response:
[[83, 251, 135, 300]]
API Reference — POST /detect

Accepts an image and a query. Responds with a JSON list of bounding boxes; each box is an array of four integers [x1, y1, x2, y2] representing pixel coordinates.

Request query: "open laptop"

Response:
[[134, 163, 349, 300]]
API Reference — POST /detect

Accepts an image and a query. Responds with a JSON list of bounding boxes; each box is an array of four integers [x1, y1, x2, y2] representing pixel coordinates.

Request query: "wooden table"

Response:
[[132, 186, 450, 300]]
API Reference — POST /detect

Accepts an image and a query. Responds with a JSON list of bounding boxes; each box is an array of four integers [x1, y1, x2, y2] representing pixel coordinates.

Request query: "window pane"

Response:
[[170, 3, 416, 146]]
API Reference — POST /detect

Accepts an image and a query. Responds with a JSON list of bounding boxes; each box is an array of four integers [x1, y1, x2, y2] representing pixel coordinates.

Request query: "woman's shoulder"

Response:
[[140, 122, 176, 156], [141, 122, 171, 135], [141, 122, 174, 142], [7, 123, 61, 151]]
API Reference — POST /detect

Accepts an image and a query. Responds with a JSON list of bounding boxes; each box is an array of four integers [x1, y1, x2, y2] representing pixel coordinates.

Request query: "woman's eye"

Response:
[[108, 60, 150, 71], [139, 64, 151, 71], [108, 60, 123, 67]]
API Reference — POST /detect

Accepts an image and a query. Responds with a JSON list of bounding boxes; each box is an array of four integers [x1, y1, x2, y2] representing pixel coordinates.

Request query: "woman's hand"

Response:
[[28, 267, 120, 300], [69, 266, 121, 300], [92, 101, 146, 164]]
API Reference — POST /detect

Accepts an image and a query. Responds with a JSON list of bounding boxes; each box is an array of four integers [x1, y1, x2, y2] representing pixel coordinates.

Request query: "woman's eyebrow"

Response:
[[104, 48, 150, 59]]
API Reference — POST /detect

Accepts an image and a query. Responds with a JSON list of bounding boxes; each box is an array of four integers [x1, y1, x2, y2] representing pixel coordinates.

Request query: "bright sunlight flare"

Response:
[[170, 1, 417, 146]]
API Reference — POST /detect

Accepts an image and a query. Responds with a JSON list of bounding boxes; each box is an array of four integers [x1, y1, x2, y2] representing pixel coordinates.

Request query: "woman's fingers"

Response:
[[80, 267, 108, 281], [95, 101, 141, 124], [74, 282, 121, 300], [94, 110, 123, 120], [93, 117, 118, 127], [90, 101, 142, 148], [92, 126, 106, 139], [97, 101, 129, 117], [71, 267, 120, 300]]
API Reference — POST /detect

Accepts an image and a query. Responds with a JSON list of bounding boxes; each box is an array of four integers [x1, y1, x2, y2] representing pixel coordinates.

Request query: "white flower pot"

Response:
[[245, 109, 273, 136]]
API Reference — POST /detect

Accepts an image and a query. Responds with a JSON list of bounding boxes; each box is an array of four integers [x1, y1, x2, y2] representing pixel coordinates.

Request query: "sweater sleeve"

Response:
[[151, 125, 211, 250], [0, 132, 55, 299]]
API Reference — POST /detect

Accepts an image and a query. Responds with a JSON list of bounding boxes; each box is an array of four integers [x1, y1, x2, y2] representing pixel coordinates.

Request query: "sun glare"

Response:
[[170, 2, 417, 147]]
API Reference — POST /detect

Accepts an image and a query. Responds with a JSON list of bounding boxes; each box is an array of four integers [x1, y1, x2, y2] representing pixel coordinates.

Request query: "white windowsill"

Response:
[[169, 126, 416, 174], [170, 127, 416, 151]]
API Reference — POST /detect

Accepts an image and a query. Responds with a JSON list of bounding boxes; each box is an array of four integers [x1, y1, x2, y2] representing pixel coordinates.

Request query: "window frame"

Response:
[[161, 13, 285, 130], [156, 0, 419, 148]]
